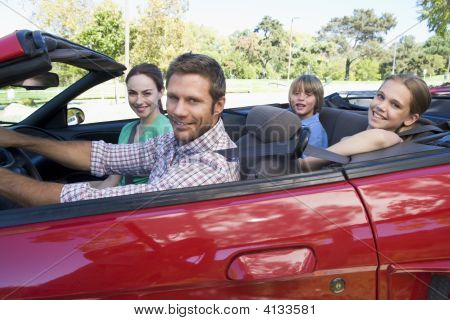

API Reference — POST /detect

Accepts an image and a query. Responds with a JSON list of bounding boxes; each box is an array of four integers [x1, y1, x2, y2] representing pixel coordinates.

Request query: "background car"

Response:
[[430, 83, 450, 96], [0, 30, 449, 300]]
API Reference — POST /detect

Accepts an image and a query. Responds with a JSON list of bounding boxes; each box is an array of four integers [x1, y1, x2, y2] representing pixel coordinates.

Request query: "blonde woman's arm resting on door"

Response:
[[300, 129, 402, 171]]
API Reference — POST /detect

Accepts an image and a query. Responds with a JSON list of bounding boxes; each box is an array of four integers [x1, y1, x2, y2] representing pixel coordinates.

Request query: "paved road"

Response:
[[225, 81, 381, 108]]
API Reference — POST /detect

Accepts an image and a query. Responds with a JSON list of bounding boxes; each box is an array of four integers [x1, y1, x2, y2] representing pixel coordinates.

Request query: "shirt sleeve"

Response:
[[90, 138, 162, 177], [61, 153, 237, 203]]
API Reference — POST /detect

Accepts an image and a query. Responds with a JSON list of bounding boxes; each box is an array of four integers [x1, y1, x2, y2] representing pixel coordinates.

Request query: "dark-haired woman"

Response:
[[93, 63, 172, 188]]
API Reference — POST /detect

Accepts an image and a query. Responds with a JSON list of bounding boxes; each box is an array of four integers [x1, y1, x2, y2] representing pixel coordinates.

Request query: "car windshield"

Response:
[[0, 63, 89, 126]]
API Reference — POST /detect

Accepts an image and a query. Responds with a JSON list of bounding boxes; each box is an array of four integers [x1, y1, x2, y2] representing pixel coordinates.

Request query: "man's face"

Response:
[[166, 73, 224, 145]]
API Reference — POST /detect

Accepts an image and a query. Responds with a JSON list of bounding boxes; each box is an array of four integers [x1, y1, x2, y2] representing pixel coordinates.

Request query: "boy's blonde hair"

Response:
[[288, 75, 324, 114]]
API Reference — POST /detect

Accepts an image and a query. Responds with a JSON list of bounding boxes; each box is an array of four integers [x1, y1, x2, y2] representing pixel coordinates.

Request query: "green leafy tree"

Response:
[[183, 23, 253, 78], [221, 50, 259, 79], [380, 35, 445, 77], [30, 0, 92, 38], [76, 0, 130, 61], [232, 17, 289, 78], [231, 29, 262, 77], [380, 36, 419, 77], [131, 0, 187, 71], [289, 34, 335, 79], [417, 0, 449, 36], [253, 16, 289, 78], [184, 23, 228, 58], [351, 59, 381, 80], [423, 32, 450, 57], [318, 9, 397, 80], [423, 32, 450, 72]]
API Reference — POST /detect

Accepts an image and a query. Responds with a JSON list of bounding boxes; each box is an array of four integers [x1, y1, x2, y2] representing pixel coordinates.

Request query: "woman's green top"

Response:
[[118, 114, 172, 185]]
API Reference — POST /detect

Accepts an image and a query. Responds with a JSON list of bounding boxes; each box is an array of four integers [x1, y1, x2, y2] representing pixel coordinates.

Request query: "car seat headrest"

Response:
[[245, 105, 301, 143]]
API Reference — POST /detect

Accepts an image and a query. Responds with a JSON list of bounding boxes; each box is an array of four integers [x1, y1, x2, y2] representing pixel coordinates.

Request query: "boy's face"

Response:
[[166, 73, 224, 145], [290, 85, 316, 119]]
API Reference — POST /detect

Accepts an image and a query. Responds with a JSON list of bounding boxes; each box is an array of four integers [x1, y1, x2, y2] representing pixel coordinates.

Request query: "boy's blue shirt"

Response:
[[301, 113, 328, 148], [288, 107, 328, 149]]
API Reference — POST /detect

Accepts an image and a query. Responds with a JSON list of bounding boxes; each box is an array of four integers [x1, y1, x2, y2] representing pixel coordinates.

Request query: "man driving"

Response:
[[0, 53, 240, 206]]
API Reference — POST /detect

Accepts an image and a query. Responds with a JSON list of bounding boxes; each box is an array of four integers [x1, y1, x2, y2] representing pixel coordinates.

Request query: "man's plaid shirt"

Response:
[[60, 119, 239, 202]]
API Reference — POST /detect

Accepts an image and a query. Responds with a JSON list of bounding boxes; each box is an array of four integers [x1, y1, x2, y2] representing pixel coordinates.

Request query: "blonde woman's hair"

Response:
[[383, 74, 431, 115]]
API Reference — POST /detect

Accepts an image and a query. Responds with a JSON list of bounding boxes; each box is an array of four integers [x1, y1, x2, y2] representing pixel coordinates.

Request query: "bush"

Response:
[[351, 59, 381, 81], [19, 98, 36, 107]]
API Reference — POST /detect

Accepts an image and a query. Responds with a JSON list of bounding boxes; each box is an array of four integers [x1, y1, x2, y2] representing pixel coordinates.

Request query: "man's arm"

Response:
[[60, 153, 239, 202], [0, 168, 62, 207], [300, 129, 403, 171], [0, 127, 91, 171]]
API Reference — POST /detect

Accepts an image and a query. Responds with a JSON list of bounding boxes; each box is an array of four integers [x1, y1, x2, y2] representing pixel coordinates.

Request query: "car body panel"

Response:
[[0, 181, 378, 299], [350, 164, 450, 299], [0, 32, 24, 62]]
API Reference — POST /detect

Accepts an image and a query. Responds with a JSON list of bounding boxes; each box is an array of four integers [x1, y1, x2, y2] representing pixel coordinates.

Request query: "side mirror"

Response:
[[11, 72, 59, 90], [67, 107, 85, 126]]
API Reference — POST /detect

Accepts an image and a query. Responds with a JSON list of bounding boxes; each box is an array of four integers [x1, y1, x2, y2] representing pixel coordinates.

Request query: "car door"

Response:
[[0, 171, 378, 299], [347, 155, 450, 299]]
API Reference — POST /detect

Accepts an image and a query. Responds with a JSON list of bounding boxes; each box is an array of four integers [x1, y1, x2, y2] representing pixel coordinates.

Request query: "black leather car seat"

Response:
[[235, 105, 309, 180], [319, 107, 368, 145]]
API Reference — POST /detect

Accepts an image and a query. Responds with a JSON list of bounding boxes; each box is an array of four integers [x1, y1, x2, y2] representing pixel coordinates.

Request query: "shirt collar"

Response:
[[302, 113, 319, 125], [176, 119, 225, 154]]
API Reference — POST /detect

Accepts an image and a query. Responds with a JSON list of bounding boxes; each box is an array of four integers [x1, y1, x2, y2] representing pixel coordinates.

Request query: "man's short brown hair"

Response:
[[166, 53, 226, 104]]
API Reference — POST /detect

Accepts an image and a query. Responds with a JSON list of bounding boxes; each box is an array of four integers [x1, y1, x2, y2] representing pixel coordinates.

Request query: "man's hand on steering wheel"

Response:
[[0, 147, 42, 180]]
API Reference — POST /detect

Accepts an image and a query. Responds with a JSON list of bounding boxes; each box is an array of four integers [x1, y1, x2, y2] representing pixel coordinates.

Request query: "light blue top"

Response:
[[288, 107, 328, 149], [301, 113, 328, 149]]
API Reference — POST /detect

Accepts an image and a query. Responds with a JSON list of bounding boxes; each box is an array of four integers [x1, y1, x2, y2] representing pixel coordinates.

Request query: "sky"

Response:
[[0, 0, 434, 43]]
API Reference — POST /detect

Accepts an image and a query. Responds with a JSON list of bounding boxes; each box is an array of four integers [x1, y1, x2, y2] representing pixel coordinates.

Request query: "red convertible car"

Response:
[[0, 30, 449, 300]]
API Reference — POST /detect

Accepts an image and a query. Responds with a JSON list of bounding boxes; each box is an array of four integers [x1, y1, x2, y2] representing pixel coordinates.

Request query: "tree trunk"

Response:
[[345, 58, 351, 81]]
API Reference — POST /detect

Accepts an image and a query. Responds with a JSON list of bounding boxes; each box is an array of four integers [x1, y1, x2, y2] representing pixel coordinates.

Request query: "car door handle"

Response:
[[227, 247, 316, 281]]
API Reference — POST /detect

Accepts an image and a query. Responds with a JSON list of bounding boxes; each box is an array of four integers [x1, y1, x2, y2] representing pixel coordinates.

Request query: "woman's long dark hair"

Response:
[[125, 63, 164, 113]]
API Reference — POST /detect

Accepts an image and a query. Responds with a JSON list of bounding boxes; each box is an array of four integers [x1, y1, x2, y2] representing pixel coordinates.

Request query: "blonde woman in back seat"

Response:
[[301, 74, 431, 170]]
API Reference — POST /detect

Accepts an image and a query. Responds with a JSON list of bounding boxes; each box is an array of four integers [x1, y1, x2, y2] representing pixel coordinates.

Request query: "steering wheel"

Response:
[[0, 147, 42, 180], [12, 124, 64, 141]]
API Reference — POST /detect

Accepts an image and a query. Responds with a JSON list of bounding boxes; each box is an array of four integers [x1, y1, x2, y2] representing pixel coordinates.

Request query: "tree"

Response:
[[423, 32, 450, 72], [380, 35, 446, 77], [30, 0, 92, 38], [76, 0, 129, 61], [351, 59, 381, 80], [184, 23, 227, 57], [231, 29, 262, 76], [253, 16, 289, 78], [417, 0, 449, 36], [423, 32, 450, 57], [131, 0, 187, 71], [289, 34, 336, 79], [318, 9, 397, 80]]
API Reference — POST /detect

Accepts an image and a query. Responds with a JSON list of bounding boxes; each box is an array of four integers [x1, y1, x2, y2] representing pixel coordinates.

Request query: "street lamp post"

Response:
[[392, 41, 397, 74], [124, 0, 130, 71], [287, 17, 300, 81]]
